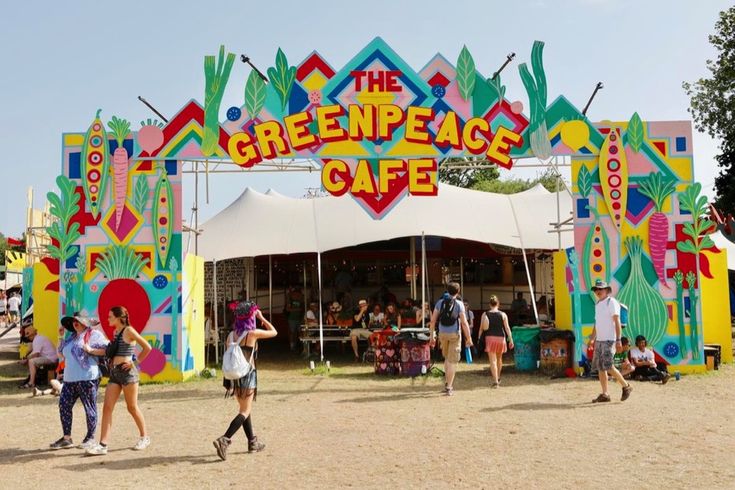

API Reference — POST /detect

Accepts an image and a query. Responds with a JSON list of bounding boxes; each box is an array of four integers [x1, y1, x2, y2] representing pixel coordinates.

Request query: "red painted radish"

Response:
[[107, 116, 132, 231], [138, 118, 164, 155], [638, 172, 675, 288], [95, 244, 151, 340], [138, 340, 166, 377]]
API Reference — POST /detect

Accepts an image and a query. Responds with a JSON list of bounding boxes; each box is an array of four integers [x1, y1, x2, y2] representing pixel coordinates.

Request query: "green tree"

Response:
[[683, 6, 735, 212], [472, 168, 566, 194], [438, 157, 499, 188]]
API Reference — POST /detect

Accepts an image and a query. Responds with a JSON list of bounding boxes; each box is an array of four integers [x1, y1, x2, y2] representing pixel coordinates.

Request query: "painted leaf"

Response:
[[267, 48, 296, 111], [133, 175, 149, 214], [530, 41, 547, 108], [244, 69, 267, 120], [456, 46, 476, 101], [676, 240, 698, 254], [578, 165, 592, 198], [626, 112, 644, 152]]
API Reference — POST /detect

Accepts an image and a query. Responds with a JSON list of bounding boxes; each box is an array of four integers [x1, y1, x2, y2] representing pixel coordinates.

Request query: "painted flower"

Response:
[[308, 91, 322, 104]]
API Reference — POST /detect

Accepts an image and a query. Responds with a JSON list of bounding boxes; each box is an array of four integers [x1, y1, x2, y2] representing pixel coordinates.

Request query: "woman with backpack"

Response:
[[478, 295, 514, 387], [213, 301, 277, 461], [84, 306, 152, 456]]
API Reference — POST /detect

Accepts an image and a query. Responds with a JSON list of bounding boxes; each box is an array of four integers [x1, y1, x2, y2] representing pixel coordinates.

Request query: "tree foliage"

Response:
[[438, 157, 499, 188], [683, 7, 735, 212], [472, 168, 566, 194]]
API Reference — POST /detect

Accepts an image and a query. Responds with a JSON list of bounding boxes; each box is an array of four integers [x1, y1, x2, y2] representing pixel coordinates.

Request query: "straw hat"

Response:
[[60, 313, 98, 332]]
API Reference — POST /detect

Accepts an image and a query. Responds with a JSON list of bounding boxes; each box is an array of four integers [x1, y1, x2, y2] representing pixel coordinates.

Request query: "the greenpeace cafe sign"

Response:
[[218, 38, 530, 217]]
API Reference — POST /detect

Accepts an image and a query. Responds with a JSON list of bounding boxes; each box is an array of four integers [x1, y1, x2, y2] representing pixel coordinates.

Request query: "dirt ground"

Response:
[[1, 330, 733, 490]]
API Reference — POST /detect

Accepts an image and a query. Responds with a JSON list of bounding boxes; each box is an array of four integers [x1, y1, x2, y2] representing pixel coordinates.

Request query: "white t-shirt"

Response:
[[629, 346, 655, 364], [8, 296, 21, 312], [305, 310, 317, 322], [594, 296, 620, 341], [31, 334, 58, 361]]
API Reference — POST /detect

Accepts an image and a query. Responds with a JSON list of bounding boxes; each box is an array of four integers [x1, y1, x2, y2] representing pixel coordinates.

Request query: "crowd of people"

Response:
[[0, 289, 22, 327]]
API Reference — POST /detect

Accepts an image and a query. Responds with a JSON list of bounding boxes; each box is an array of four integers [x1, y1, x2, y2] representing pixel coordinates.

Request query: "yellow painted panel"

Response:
[[553, 250, 571, 330], [64, 134, 84, 146], [183, 254, 205, 375], [700, 249, 733, 363], [384, 139, 439, 157], [32, 262, 60, 346], [318, 140, 371, 157], [301, 72, 328, 92]]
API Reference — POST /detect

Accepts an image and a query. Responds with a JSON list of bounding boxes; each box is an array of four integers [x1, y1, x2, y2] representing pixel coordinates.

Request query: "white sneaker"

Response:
[[85, 443, 108, 456], [79, 439, 97, 450], [133, 436, 150, 451]]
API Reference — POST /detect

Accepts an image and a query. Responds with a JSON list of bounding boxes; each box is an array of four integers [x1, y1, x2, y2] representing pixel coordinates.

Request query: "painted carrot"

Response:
[[598, 128, 628, 232], [107, 116, 131, 231], [638, 172, 675, 288]]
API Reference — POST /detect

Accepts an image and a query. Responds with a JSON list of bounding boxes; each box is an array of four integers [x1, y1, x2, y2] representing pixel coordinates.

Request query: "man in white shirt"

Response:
[[8, 293, 21, 323], [629, 335, 671, 384], [20, 325, 58, 388], [588, 280, 633, 403]]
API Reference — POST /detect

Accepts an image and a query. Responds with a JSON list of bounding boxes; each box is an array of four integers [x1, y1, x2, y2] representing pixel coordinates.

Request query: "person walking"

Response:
[[49, 314, 108, 450], [213, 301, 277, 461], [0, 290, 7, 326], [429, 283, 473, 396], [8, 292, 21, 324], [85, 306, 152, 455], [478, 295, 514, 387], [588, 280, 633, 403]]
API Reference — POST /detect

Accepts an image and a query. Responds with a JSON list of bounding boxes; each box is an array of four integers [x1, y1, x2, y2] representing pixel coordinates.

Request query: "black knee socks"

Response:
[[224, 414, 246, 439], [242, 415, 254, 441]]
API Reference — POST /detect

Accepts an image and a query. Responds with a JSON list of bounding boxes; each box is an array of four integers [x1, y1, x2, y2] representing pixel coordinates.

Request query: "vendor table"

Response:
[[299, 325, 350, 357]]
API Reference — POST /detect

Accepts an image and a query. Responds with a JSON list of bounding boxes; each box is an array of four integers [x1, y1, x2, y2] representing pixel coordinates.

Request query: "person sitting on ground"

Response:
[[305, 302, 319, 327], [19, 325, 58, 389], [629, 335, 671, 384], [349, 299, 371, 361], [368, 304, 385, 329], [613, 337, 635, 378], [384, 303, 401, 331]]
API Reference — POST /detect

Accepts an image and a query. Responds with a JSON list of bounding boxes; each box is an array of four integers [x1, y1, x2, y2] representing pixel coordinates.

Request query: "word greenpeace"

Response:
[[227, 104, 523, 170]]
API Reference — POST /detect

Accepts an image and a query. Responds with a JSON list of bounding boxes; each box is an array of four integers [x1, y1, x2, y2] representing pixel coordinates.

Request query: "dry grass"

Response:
[[1, 332, 733, 489]]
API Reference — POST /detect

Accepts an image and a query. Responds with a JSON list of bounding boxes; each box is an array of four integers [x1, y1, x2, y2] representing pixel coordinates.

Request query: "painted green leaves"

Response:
[[245, 69, 267, 120], [518, 41, 551, 159], [133, 175, 149, 214], [456, 46, 476, 101], [96, 244, 149, 280], [46, 175, 81, 262], [578, 165, 592, 198], [626, 112, 644, 152], [677, 183, 715, 255], [203, 45, 236, 156], [638, 172, 675, 212], [267, 48, 296, 111]]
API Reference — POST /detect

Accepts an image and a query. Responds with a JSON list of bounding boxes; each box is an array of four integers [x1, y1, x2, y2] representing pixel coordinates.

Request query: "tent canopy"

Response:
[[198, 183, 574, 261]]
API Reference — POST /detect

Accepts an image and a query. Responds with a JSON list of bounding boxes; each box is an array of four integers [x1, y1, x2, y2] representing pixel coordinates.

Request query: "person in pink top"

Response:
[[19, 325, 58, 389]]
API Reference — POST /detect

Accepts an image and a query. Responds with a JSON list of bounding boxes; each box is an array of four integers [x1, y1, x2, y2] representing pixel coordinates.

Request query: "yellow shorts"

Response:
[[439, 332, 461, 363]]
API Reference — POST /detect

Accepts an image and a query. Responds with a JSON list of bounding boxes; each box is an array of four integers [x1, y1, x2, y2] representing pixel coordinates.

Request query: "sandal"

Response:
[[19, 383, 34, 389]]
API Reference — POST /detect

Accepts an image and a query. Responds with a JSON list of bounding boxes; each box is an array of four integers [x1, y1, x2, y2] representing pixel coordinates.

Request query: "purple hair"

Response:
[[233, 301, 259, 335]]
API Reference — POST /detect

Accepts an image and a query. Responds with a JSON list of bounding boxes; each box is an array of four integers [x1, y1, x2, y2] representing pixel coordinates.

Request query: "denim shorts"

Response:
[[108, 364, 140, 386]]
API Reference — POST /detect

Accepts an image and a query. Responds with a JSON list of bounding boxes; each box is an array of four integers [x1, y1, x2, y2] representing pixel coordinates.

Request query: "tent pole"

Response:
[[194, 162, 199, 256], [410, 237, 417, 299], [317, 252, 324, 362], [268, 255, 273, 323], [421, 233, 426, 326], [213, 259, 219, 365], [508, 197, 540, 326], [460, 257, 464, 295]]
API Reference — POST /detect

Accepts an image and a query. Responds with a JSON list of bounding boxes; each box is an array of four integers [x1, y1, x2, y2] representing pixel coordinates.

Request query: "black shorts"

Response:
[[108, 364, 140, 386]]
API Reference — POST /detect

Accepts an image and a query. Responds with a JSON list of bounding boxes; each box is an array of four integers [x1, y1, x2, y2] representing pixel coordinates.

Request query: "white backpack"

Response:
[[222, 331, 254, 380]]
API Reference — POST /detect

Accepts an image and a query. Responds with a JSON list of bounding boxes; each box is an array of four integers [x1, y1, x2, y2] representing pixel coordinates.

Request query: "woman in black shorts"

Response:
[[213, 301, 277, 460], [84, 306, 152, 455]]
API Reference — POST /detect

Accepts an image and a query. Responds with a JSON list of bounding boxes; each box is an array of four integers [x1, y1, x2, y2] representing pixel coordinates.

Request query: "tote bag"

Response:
[[222, 331, 254, 380]]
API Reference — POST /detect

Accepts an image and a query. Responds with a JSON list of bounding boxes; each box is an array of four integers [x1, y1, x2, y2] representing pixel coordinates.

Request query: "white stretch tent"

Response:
[[198, 183, 573, 260], [711, 231, 735, 271]]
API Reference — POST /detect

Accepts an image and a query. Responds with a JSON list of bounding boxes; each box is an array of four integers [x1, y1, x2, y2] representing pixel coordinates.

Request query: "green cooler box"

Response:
[[512, 326, 540, 371]]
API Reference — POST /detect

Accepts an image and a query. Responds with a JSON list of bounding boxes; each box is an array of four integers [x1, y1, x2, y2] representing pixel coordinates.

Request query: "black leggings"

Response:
[[635, 365, 667, 381], [224, 413, 254, 441]]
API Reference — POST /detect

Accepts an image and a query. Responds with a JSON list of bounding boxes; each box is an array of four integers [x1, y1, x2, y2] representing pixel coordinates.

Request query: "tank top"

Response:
[[485, 311, 506, 337], [113, 327, 136, 357]]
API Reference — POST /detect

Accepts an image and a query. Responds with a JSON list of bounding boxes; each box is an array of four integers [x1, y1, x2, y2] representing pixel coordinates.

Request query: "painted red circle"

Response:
[[161, 197, 167, 203], [610, 146, 618, 155], [88, 170, 100, 183], [607, 159, 620, 171], [609, 132, 617, 142], [91, 196, 97, 202], [593, 250, 602, 257], [89, 151, 102, 165], [159, 217, 168, 225], [615, 214, 621, 220], [612, 202, 621, 210], [611, 190, 621, 199], [595, 226, 600, 232], [608, 175, 621, 187]]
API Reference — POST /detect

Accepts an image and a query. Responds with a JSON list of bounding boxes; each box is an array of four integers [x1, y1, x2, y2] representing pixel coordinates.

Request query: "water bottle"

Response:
[[465, 346, 473, 364]]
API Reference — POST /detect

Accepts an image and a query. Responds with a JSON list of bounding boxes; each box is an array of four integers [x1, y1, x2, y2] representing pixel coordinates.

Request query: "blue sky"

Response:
[[0, 0, 731, 237]]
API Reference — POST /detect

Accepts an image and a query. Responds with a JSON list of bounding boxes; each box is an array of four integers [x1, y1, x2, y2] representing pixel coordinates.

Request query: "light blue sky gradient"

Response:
[[0, 0, 730, 237]]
